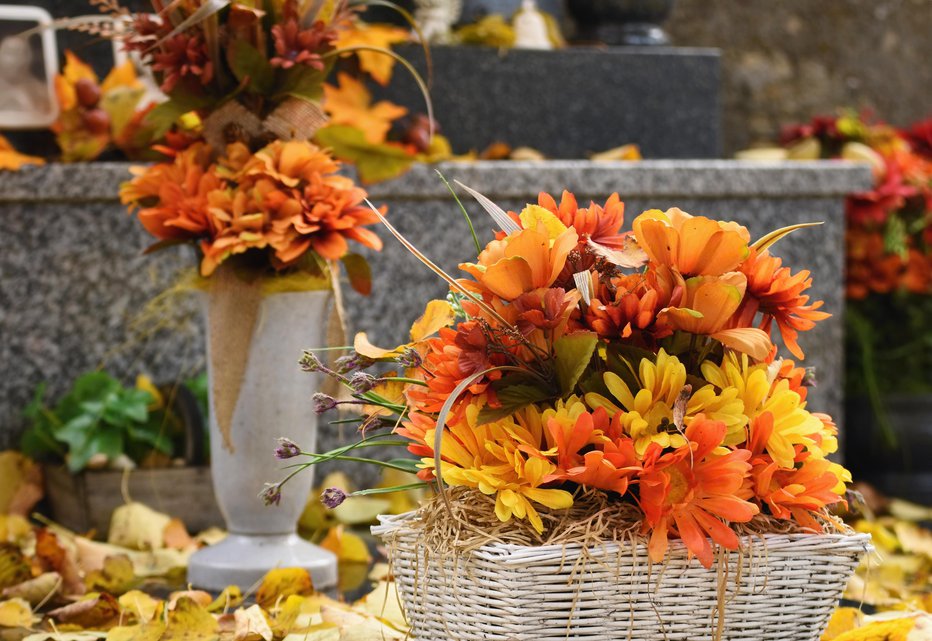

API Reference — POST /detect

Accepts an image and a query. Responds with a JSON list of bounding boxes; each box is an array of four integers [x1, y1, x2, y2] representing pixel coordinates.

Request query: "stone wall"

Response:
[[666, 0, 932, 154]]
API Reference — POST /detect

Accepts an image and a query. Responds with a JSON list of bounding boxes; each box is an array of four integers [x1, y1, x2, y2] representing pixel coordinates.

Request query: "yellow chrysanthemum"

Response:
[[701, 352, 822, 468], [585, 349, 744, 454], [422, 405, 573, 533]]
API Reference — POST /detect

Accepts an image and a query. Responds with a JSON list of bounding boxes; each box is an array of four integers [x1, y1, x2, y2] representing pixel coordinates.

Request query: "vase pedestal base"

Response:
[[187, 533, 338, 591]]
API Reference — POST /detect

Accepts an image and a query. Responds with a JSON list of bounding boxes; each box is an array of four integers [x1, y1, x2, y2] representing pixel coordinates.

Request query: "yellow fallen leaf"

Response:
[[832, 617, 916, 641], [233, 605, 272, 641], [319, 527, 371, 564], [108, 503, 172, 551], [168, 591, 212, 610], [409, 300, 455, 342], [24, 633, 107, 641], [894, 522, 932, 560], [206, 586, 242, 614], [319, 605, 403, 641], [85, 555, 137, 595], [161, 597, 218, 641], [0, 516, 31, 544], [269, 595, 305, 638], [105, 622, 165, 641], [0, 453, 43, 517], [254, 569, 314, 609], [590, 143, 642, 162], [117, 590, 162, 623], [281, 624, 338, 641], [0, 599, 35, 628], [1, 573, 62, 607], [354, 581, 407, 632], [824, 608, 863, 640], [0, 547, 31, 591]]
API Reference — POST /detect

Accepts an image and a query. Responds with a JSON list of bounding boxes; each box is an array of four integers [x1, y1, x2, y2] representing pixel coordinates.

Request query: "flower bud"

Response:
[[274, 437, 301, 460], [397, 347, 422, 369], [349, 372, 378, 393], [312, 392, 338, 414], [321, 487, 347, 508], [300, 351, 324, 372], [259, 483, 282, 506]]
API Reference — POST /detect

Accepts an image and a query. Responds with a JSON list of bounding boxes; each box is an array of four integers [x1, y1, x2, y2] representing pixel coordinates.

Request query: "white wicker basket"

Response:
[[373, 512, 871, 641]]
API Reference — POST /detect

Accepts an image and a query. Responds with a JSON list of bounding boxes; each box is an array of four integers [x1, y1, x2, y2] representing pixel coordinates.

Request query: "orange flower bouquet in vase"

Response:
[[276, 185, 871, 639], [113, 0, 435, 590]]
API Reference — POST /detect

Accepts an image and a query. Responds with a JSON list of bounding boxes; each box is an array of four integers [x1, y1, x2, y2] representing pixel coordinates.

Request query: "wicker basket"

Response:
[[373, 512, 871, 641]]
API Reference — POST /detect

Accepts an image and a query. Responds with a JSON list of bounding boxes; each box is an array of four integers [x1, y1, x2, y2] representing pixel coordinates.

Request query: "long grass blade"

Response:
[[437, 170, 481, 254], [454, 181, 521, 234], [151, 0, 229, 49], [364, 199, 512, 327], [751, 222, 823, 252]]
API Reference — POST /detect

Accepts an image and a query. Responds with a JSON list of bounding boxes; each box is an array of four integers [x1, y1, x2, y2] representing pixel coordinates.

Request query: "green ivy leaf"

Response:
[[476, 383, 551, 425], [315, 125, 414, 183], [553, 332, 598, 395]]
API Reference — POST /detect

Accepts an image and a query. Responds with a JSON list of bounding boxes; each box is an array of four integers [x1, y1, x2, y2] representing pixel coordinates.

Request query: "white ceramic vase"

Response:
[[187, 286, 338, 590]]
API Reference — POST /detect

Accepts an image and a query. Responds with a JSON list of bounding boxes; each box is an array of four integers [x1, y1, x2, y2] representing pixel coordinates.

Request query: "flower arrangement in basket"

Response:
[[277, 186, 871, 639]]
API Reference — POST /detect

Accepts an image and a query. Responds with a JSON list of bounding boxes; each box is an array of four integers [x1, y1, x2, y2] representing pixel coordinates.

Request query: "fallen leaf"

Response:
[[233, 605, 272, 641], [117, 591, 161, 624], [0, 599, 35, 628], [354, 581, 407, 632], [823, 608, 863, 640], [254, 569, 314, 610], [23, 632, 107, 641], [322, 74, 406, 144], [319, 605, 403, 641], [161, 597, 218, 641], [0, 453, 43, 516], [268, 595, 304, 638], [590, 143, 642, 162], [1, 573, 62, 607], [0, 517, 31, 545], [162, 520, 195, 551], [85, 555, 137, 595], [167, 591, 212, 610], [48, 593, 121, 628], [832, 617, 916, 641], [510, 146, 547, 161], [0, 547, 30, 591], [206, 586, 242, 613], [319, 527, 371, 564], [280, 624, 338, 641], [108, 503, 172, 551], [105, 622, 165, 641], [335, 23, 410, 86]]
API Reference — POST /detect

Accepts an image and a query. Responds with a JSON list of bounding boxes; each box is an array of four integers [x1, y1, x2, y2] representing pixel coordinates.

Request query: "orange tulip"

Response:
[[657, 272, 773, 361]]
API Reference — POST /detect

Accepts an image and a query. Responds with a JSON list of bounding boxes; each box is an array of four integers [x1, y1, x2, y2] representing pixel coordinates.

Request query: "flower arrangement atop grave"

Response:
[[781, 112, 932, 442], [279, 187, 851, 567], [110, 0, 444, 280]]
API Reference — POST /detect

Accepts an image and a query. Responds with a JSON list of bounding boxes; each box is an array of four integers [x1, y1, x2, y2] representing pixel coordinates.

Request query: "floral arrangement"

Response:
[[781, 113, 932, 443], [111, 0, 446, 279], [277, 187, 851, 567]]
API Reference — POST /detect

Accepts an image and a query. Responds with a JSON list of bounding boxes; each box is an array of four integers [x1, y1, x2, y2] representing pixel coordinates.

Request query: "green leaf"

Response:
[[340, 253, 373, 296], [315, 125, 414, 183], [276, 63, 331, 102], [70, 372, 120, 402], [228, 40, 274, 95], [100, 86, 145, 136], [553, 332, 598, 395], [143, 95, 208, 139], [884, 214, 909, 259], [384, 458, 422, 474], [476, 383, 551, 425]]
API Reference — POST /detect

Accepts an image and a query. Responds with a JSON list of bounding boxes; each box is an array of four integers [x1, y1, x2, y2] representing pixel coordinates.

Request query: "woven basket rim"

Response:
[[373, 511, 873, 564]]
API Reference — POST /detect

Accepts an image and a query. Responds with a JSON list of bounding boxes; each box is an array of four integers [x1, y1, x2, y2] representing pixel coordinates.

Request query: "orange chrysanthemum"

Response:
[[639, 416, 758, 568], [734, 248, 830, 359], [537, 190, 631, 250]]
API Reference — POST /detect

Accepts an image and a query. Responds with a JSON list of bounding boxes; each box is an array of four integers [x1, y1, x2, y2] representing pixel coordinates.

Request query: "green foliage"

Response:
[[553, 332, 598, 395], [228, 40, 275, 95], [340, 253, 373, 296], [20, 372, 183, 473]]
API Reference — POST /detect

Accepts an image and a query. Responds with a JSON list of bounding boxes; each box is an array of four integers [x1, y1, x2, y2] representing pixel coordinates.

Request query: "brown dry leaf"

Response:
[[479, 142, 511, 160], [0, 547, 31, 592], [34, 530, 83, 598], [233, 605, 272, 641], [254, 569, 313, 610], [335, 23, 410, 86], [48, 593, 121, 628], [161, 597, 218, 641], [162, 520, 195, 552], [108, 503, 172, 551], [322, 73, 406, 144], [1, 573, 62, 607], [0, 599, 35, 628], [510, 147, 547, 161], [206, 587, 242, 614], [117, 591, 161, 624], [85, 555, 136, 596]]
